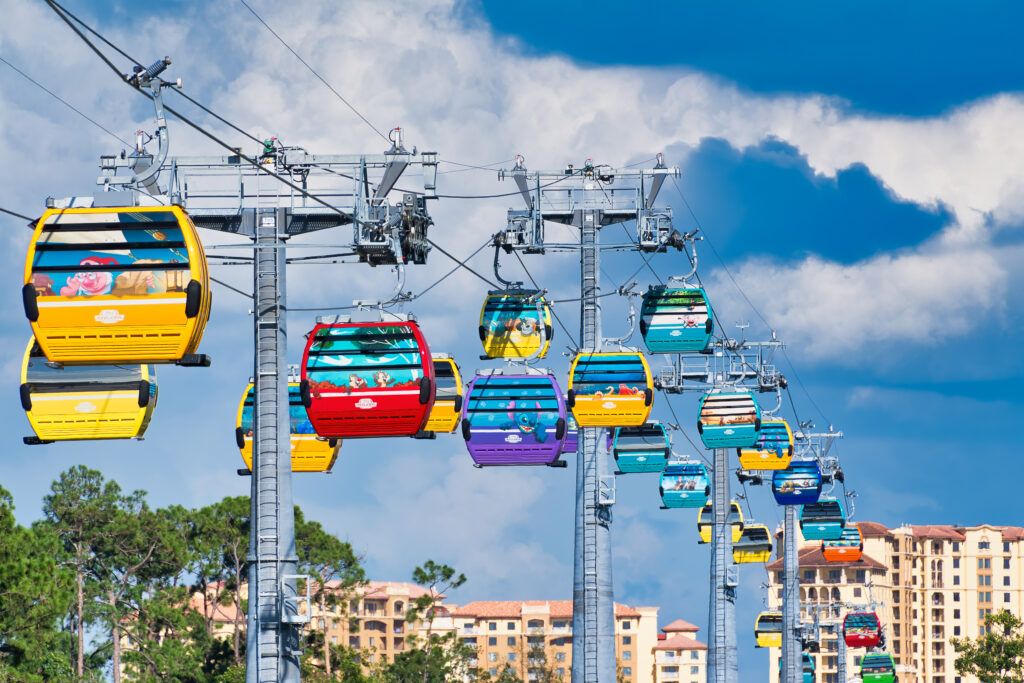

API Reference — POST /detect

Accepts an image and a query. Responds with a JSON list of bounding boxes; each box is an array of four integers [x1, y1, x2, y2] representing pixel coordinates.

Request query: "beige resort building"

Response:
[[765, 521, 1024, 683], [181, 580, 706, 682]]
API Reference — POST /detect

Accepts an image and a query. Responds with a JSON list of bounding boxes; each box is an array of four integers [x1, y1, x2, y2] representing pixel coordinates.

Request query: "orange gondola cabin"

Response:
[[300, 316, 435, 438]]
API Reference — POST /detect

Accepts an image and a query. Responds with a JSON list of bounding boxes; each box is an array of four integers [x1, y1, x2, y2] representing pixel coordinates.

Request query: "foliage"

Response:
[[403, 560, 469, 683], [952, 609, 1024, 682]]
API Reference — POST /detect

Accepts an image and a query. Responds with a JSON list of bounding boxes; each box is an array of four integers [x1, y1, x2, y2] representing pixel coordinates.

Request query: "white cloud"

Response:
[[705, 245, 1006, 359], [5, 0, 1024, 360]]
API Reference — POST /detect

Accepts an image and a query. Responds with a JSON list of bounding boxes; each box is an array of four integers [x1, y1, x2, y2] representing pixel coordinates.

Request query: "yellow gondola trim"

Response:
[[25, 205, 211, 364], [567, 352, 653, 428], [21, 339, 156, 441], [236, 383, 340, 473]]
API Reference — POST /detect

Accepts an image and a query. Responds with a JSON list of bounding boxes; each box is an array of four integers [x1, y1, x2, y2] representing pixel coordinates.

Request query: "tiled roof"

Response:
[[1001, 527, 1024, 541], [856, 521, 890, 537], [662, 619, 700, 633], [347, 580, 440, 601], [452, 600, 641, 619], [653, 633, 707, 651], [910, 525, 965, 541], [766, 547, 886, 571]]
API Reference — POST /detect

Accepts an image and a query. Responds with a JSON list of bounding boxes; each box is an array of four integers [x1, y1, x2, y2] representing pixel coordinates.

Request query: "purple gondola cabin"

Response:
[[461, 369, 568, 466]]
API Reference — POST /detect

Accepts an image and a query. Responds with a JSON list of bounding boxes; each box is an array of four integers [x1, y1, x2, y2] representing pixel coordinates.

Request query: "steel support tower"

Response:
[[86, 89, 437, 680], [500, 158, 679, 683], [780, 428, 843, 683], [575, 208, 615, 683], [781, 504, 801, 683], [707, 446, 738, 683]]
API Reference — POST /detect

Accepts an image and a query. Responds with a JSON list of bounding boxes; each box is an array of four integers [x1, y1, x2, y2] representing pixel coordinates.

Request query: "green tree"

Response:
[[90, 495, 186, 682], [295, 514, 366, 679], [189, 496, 250, 664], [952, 609, 1024, 682], [399, 560, 468, 683], [40, 465, 122, 677], [0, 485, 73, 681]]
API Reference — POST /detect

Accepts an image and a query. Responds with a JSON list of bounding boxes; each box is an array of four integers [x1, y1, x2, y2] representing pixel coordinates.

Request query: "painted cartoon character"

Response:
[[372, 370, 395, 387], [59, 256, 118, 296], [347, 375, 368, 391], [499, 400, 548, 443]]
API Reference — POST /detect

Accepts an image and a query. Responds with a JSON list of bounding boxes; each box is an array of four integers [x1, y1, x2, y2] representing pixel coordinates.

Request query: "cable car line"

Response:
[[210, 276, 254, 300], [289, 236, 494, 312], [0, 206, 33, 222], [235, 0, 389, 143], [669, 175, 831, 425], [44, 0, 381, 234], [44, 1, 576, 207], [660, 392, 713, 468], [511, 250, 580, 350], [0, 55, 133, 147]]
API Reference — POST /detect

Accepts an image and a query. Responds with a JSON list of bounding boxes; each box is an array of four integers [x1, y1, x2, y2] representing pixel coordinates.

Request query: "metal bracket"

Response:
[[598, 475, 616, 506]]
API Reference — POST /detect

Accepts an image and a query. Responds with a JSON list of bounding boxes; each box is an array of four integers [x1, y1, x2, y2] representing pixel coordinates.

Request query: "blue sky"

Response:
[[2, 0, 1024, 679]]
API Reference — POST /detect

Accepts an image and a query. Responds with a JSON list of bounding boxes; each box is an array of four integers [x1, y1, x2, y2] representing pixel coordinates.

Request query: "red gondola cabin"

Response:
[[300, 316, 435, 438]]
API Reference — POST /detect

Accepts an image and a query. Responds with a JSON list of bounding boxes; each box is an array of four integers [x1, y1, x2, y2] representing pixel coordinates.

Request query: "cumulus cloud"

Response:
[[705, 245, 1006, 358], [4, 0, 1024, 621], [5, 0, 1024, 360]]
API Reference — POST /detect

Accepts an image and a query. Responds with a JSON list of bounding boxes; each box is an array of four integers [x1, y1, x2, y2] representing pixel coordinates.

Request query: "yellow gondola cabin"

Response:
[[20, 338, 157, 444], [566, 352, 653, 427], [23, 205, 211, 364], [420, 354, 463, 435], [235, 383, 340, 473]]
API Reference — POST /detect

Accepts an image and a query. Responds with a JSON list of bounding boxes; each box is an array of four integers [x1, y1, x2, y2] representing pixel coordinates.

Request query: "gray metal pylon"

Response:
[[572, 209, 615, 683], [706, 447, 737, 683], [781, 505, 801, 683], [246, 205, 301, 683], [837, 623, 848, 683]]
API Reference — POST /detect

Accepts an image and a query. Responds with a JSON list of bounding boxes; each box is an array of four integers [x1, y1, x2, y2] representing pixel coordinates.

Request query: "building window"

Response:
[[828, 570, 841, 582], [953, 557, 960, 568], [507, 637, 515, 646], [954, 576, 960, 585], [557, 669, 565, 677], [979, 541, 991, 550], [489, 637, 497, 646], [853, 588, 862, 597], [489, 668, 497, 677], [349, 637, 359, 648], [691, 651, 700, 660], [622, 621, 631, 630], [979, 558, 991, 569], [368, 637, 375, 647], [508, 653, 516, 662], [803, 570, 814, 581], [527, 619, 543, 630], [953, 542, 960, 552], [395, 601, 404, 615], [489, 622, 497, 631], [1005, 542, 1011, 553], [623, 636, 631, 645], [690, 666, 699, 674], [663, 666, 679, 673], [855, 570, 866, 583], [620, 651, 630, 661], [556, 652, 566, 662], [953, 609, 960, 619], [1005, 558, 1012, 570], [622, 667, 632, 676], [1005, 593, 1011, 603], [488, 653, 497, 662], [1005, 576, 1011, 586], [554, 638, 564, 646]]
